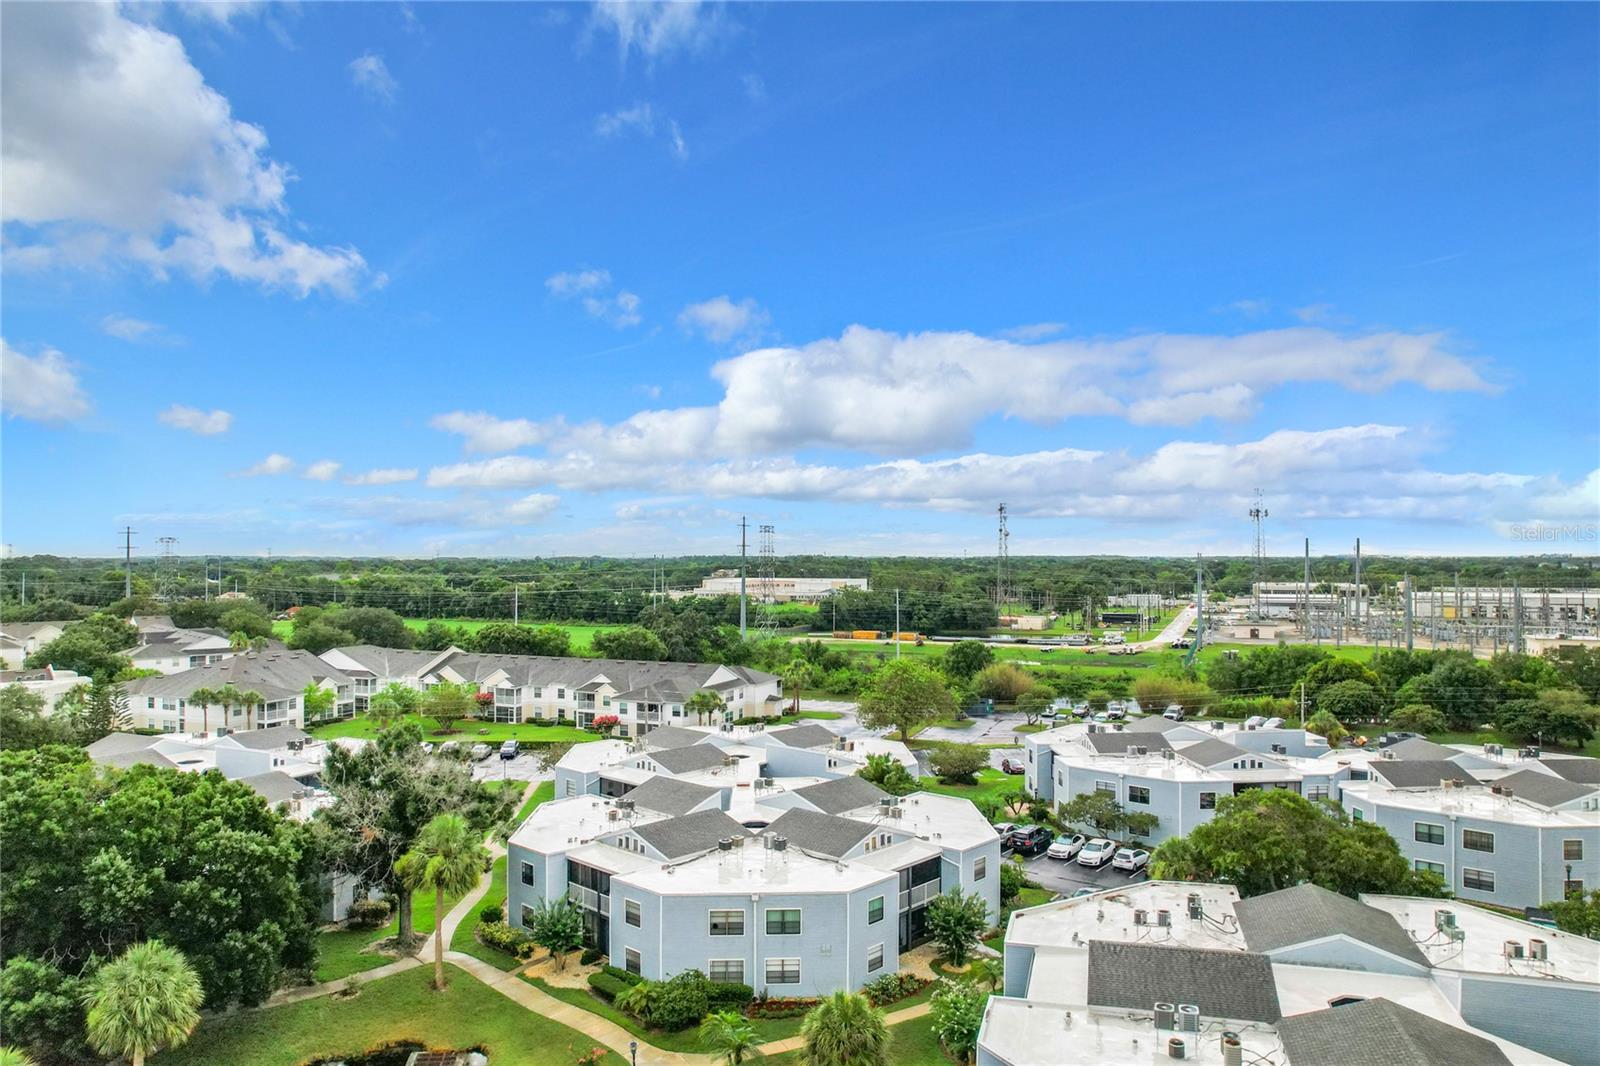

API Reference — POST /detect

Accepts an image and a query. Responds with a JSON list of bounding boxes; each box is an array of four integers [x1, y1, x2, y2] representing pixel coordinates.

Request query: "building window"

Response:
[[975, 857, 987, 880], [868, 896, 884, 924], [520, 903, 536, 927], [625, 948, 641, 975], [1462, 830, 1495, 853], [565, 779, 576, 797], [1462, 868, 1495, 892], [1414, 823, 1445, 846], [625, 899, 641, 927], [867, 943, 885, 972], [1199, 792, 1216, 810], [558, 688, 566, 699], [1128, 786, 1150, 805], [708, 960, 745, 984], [1352, 809, 1364, 822], [709, 910, 746, 936], [1306, 785, 1330, 801], [1094, 779, 1116, 795], [1414, 860, 1445, 877], [765, 958, 800, 985], [766, 909, 801, 935], [521, 862, 535, 886], [1347, 769, 1369, 781], [1564, 840, 1584, 861]]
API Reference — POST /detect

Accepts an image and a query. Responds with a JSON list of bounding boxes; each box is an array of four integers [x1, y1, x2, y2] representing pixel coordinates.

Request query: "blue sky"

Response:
[[2, 1, 1596, 559]]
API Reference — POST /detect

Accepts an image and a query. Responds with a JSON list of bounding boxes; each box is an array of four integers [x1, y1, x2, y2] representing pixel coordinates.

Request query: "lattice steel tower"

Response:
[[995, 503, 1010, 610], [156, 536, 180, 601], [1248, 489, 1269, 618], [754, 524, 779, 636]]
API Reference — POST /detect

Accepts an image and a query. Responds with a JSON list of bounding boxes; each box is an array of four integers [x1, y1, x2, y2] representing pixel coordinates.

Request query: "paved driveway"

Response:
[[1013, 849, 1151, 896], [472, 753, 547, 781]]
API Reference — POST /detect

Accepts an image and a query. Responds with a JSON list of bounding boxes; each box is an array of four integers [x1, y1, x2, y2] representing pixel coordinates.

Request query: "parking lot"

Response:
[[1010, 845, 1151, 896]]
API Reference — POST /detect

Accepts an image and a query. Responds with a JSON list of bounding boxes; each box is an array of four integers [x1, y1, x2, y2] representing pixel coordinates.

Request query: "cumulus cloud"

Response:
[[999, 322, 1067, 341], [677, 295, 770, 345], [544, 266, 642, 327], [0, 339, 91, 423], [1, 4, 371, 296], [430, 411, 552, 454], [590, 0, 722, 63], [101, 314, 166, 342], [1126, 384, 1256, 426], [545, 268, 612, 297], [594, 103, 655, 138], [344, 467, 419, 486], [348, 53, 398, 102], [303, 460, 342, 481], [1528, 468, 1600, 520], [237, 453, 294, 476], [157, 404, 231, 435]]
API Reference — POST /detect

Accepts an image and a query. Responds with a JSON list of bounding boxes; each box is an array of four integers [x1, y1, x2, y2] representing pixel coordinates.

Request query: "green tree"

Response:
[[1303, 709, 1348, 748], [301, 681, 337, 724], [998, 856, 1032, 906], [285, 619, 357, 655], [1401, 658, 1501, 730], [1300, 658, 1386, 703], [472, 622, 572, 657], [927, 743, 989, 785], [423, 681, 477, 734], [1130, 675, 1216, 715], [858, 753, 916, 796], [321, 607, 415, 649], [1149, 789, 1437, 898], [1544, 888, 1600, 939], [1494, 690, 1600, 747], [1315, 679, 1384, 724], [1015, 688, 1054, 726], [1085, 688, 1113, 714], [1546, 645, 1600, 702], [526, 896, 584, 972], [686, 688, 728, 726], [857, 659, 956, 741], [0, 686, 74, 750], [699, 1009, 761, 1066], [1058, 789, 1158, 840], [971, 662, 1035, 703], [416, 620, 463, 651], [1489, 652, 1574, 702], [591, 625, 669, 661], [24, 614, 138, 680], [782, 658, 814, 714], [943, 640, 994, 681], [396, 813, 489, 989], [1389, 703, 1447, 734], [217, 606, 273, 640], [0, 955, 89, 1059], [925, 888, 989, 968], [1054, 670, 1092, 702], [800, 991, 890, 1066], [82, 941, 204, 1066], [929, 978, 987, 1063]]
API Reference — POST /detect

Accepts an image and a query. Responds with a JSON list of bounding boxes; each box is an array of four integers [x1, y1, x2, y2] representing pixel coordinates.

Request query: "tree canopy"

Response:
[[856, 659, 956, 741]]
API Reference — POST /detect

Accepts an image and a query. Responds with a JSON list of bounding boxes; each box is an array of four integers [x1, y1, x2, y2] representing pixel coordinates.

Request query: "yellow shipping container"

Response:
[[851, 629, 881, 641]]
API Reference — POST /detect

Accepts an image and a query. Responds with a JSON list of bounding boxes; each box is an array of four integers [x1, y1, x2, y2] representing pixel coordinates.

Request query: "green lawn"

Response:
[[764, 1013, 951, 1065], [515, 780, 557, 823], [314, 926, 399, 984], [918, 768, 1018, 804], [157, 965, 625, 1066], [449, 856, 523, 971], [797, 709, 845, 720], [308, 715, 596, 744]]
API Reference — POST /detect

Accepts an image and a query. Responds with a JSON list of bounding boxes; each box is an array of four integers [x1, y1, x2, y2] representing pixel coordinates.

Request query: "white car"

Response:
[[1076, 838, 1116, 867], [993, 822, 1020, 840], [1112, 847, 1151, 872], [1047, 833, 1087, 861]]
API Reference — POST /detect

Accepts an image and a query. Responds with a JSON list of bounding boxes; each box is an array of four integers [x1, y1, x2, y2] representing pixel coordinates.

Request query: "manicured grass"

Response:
[[764, 1013, 952, 1065], [918, 768, 1018, 804], [158, 965, 626, 1066], [308, 715, 596, 744], [797, 709, 845, 720], [924, 718, 977, 731], [1013, 723, 1046, 733], [515, 780, 557, 823], [314, 926, 399, 983], [449, 856, 524, 971], [521, 977, 710, 1053]]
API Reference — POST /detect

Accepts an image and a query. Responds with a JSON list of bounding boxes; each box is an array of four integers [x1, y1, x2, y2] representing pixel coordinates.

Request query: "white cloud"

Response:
[[594, 103, 655, 138], [677, 295, 769, 345], [0, 339, 90, 423], [157, 404, 231, 435], [1, 4, 370, 296], [503, 493, 561, 522], [1126, 384, 1256, 426], [590, 0, 722, 63], [668, 119, 688, 161], [1220, 298, 1271, 318], [545, 266, 642, 328], [177, 2, 268, 27], [101, 314, 164, 342], [545, 268, 612, 297], [430, 411, 552, 454], [584, 290, 642, 328], [237, 452, 294, 476], [348, 53, 398, 103], [303, 460, 342, 481], [1529, 469, 1600, 520], [320, 492, 559, 528], [998, 322, 1066, 341], [742, 73, 766, 102], [1293, 303, 1335, 323], [345, 467, 419, 486]]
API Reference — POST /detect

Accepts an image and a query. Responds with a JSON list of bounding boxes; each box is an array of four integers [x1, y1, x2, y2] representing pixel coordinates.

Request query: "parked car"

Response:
[[470, 742, 493, 761], [1112, 847, 1151, 872], [498, 739, 520, 760], [1009, 825, 1055, 856], [1163, 705, 1185, 721], [1038, 709, 1057, 722], [1000, 757, 1026, 775], [419, 742, 435, 755], [439, 740, 460, 758], [993, 822, 1020, 839], [1069, 887, 1099, 899], [1076, 838, 1117, 867], [1047, 833, 1088, 861]]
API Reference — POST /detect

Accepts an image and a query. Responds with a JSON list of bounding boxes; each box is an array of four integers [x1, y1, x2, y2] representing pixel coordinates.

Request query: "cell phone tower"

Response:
[[754, 524, 779, 636], [1248, 489, 1269, 619], [156, 536, 180, 601], [995, 503, 1010, 611]]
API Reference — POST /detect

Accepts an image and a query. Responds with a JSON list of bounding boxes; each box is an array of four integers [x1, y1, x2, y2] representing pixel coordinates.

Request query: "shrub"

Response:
[[862, 971, 928, 1007], [1390, 703, 1447, 734], [647, 971, 710, 1031], [477, 903, 504, 925], [475, 921, 534, 957], [747, 996, 820, 1019], [347, 898, 391, 930], [927, 742, 989, 784], [930, 978, 987, 1062], [972, 663, 1034, 702], [579, 946, 604, 966], [705, 981, 754, 1010], [588, 972, 633, 1002]]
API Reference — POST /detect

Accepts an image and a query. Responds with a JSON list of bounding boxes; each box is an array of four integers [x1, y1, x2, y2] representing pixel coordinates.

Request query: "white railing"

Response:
[[900, 881, 941, 911], [569, 884, 606, 912]]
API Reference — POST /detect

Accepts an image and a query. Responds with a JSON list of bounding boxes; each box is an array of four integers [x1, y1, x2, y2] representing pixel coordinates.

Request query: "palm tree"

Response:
[[700, 1009, 761, 1065], [236, 688, 265, 730], [186, 686, 219, 735], [395, 812, 489, 989], [782, 658, 814, 715], [81, 941, 204, 1066], [685, 689, 726, 727], [0, 1047, 39, 1066], [800, 990, 890, 1066]]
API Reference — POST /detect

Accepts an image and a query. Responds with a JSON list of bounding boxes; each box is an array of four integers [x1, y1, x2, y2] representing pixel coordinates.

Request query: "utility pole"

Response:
[[894, 589, 901, 660], [121, 526, 136, 598], [18, 572, 24, 605], [1353, 537, 1362, 628], [513, 584, 519, 624], [1513, 581, 1524, 655], [1404, 573, 1414, 651], [1302, 538, 1311, 639], [738, 516, 748, 641]]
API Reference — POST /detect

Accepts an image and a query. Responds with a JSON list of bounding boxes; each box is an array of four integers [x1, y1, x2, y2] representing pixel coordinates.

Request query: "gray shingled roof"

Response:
[[1124, 716, 1191, 734], [641, 725, 711, 751], [1278, 998, 1512, 1066], [321, 645, 442, 678], [406, 648, 776, 698], [86, 732, 162, 759], [1176, 737, 1254, 767], [218, 726, 312, 751], [1542, 757, 1600, 785], [1084, 731, 1173, 755], [1235, 883, 1430, 968], [647, 745, 729, 775], [1369, 760, 1483, 789], [1493, 768, 1598, 809], [122, 650, 351, 703], [791, 776, 888, 815], [631, 810, 749, 860], [238, 770, 307, 805], [1384, 736, 1464, 761], [623, 775, 721, 816], [768, 723, 841, 750], [1086, 941, 1281, 1023], [765, 808, 875, 857]]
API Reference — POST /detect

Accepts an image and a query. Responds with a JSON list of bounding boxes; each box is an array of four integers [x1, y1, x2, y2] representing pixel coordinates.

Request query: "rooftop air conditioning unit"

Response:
[[1162, 749, 1176, 761], [1157, 909, 1172, 928], [1177, 1004, 1200, 1033], [1166, 1036, 1187, 1060], [1133, 746, 1148, 756], [1528, 939, 1548, 961], [1187, 893, 1202, 920], [1221, 1033, 1243, 1066], [1133, 909, 1148, 926], [772, 836, 788, 852], [618, 799, 635, 811], [1504, 940, 1525, 960], [718, 838, 734, 852], [1154, 1003, 1176, 1031], [1503, 787, 1514, 800], [1491, 785, 1504, 795], [1435, 909, 1457, 931], [608, 809, 620, 821]]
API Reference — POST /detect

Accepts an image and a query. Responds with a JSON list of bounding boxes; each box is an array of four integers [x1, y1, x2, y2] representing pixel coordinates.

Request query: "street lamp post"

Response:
[[629, 1040, 638, 1066]]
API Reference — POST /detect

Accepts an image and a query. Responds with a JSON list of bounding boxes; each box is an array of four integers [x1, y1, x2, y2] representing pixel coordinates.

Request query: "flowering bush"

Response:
[[592, 714, 620, 731], [862, 971, 929, 1006], [474, 691, 494, 705], [747, 996, 820, 1019]]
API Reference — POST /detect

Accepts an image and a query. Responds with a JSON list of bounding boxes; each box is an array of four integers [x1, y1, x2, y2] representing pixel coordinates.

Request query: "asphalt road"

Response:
[[1012, 848, 1151, 896]]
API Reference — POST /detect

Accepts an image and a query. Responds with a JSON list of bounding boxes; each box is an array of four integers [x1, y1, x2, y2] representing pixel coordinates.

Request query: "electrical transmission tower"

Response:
[[156, 536, 180, 601], [1248, 489, 1269, 618], [754, 524, 779, 636], [995, 503, 1010, 612]]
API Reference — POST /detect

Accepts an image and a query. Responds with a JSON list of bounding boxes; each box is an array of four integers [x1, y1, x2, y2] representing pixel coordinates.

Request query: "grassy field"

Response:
[[313, 883, 464, 983], [449, 856, 523, 970], [514, 779, 557, 823], [308, 715, 596, 744], [158, 965, 625, 1066], [917, 767, 1018, 805], [270, 618, 629, 652], [764, 1013, 950, 1065]]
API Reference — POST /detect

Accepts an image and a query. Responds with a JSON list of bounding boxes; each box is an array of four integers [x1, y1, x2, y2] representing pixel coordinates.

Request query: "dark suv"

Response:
[[1008, 825, 1055, 856]]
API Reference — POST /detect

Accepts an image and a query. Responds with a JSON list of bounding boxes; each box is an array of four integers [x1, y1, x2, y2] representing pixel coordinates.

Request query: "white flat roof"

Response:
[[1361, 895, 1600, 983], [1341, 781, 1599, 827], [509, 795, 670, 853], [1005, 881, 1245, 951], [557, 739, 633, 772], [616, 841, 895, 897], [978, 997, 1282, 1066], [837, 791, 997, 849]]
